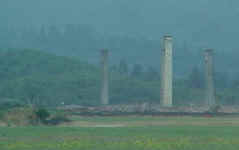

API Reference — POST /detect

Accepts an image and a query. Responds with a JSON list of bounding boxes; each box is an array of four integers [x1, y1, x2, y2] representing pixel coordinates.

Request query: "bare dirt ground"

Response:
[[0, 122, 6, 127], [61, 116, 239, 127], [61, 121, 125, 127]]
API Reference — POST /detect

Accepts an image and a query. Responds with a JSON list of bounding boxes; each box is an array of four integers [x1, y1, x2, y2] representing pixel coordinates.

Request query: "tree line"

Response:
[[0, 49, 238, 108]]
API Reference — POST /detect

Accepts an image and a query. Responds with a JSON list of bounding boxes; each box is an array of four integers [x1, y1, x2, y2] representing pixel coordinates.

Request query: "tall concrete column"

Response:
[[160, 36, 173, 107], [204, 49, 216, 106], [100, 49, 109, 105]]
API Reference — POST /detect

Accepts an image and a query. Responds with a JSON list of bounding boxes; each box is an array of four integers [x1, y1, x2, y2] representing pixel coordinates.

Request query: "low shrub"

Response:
[[46, 113, 71, 125], [2, 107, 71, 126], [208, 105, 222, 113], [35, 108, 50, 122]]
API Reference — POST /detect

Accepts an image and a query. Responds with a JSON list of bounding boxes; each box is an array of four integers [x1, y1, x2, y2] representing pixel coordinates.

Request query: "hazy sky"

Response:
[[1, 0, 239, 51]]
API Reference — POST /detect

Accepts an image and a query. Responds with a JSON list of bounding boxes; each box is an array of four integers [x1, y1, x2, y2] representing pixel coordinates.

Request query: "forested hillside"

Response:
[[0, 49, 238, 107], [0, 49, 101, 106]]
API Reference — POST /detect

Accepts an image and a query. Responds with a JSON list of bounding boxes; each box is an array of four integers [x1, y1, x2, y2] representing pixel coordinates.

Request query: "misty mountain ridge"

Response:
[[1, 0, 239, 50], [0, 0, 239, 78]]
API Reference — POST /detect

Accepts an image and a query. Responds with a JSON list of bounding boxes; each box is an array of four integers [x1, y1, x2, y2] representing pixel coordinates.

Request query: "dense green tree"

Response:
[[188, 66, 204, 89], [131, 64, 143, 78], [118, 59, 129, 75], [144, 66, 159, 81]]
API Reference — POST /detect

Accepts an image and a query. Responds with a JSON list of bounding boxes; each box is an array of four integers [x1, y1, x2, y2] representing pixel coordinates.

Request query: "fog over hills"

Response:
[[1, 0, 239, 78], [1, 0, 239, 50]]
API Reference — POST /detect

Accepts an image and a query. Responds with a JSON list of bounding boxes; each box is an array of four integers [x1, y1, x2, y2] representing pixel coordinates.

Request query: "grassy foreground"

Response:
[[0, 116, 239, 150]]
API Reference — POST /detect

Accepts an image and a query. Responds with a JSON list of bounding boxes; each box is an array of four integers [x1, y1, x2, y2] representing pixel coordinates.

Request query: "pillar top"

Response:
[[204, 49, 214, 55], [205, 49, 213, 52], [101, 49, 109, 54], [163, 35, 173, 40]]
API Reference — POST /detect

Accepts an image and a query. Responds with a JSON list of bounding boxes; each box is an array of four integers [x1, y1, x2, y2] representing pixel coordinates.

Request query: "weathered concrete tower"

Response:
[[160, 36, 173, 107], [204, 49, 216, 106], [100, 49, 109, 105]]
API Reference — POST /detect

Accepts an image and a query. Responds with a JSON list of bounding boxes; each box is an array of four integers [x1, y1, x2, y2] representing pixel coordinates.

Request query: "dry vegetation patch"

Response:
[[2, 107, 38, 126]]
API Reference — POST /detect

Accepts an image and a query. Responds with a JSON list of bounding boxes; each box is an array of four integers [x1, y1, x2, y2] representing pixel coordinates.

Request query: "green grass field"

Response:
[[1, 116, 239, 150]]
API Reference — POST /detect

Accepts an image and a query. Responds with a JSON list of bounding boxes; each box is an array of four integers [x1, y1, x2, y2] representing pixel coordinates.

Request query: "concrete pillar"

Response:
[[204, 49, 216, 106], [160, 36, 173, 107], [100, 49, 109, 105]]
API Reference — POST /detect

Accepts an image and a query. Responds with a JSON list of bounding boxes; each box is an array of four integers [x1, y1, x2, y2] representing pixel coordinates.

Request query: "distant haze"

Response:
[[1, 0, 239, 51]]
